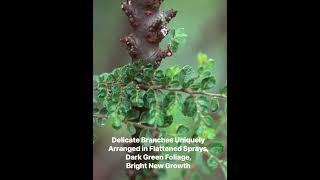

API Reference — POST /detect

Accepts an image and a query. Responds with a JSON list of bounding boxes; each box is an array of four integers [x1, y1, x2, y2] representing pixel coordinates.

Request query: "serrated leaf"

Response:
[[131, 90, 145, 107], [182, 96, 197, 117], [145, 89, 157, 107], [163, 92, 177, 116], [147, 109, 164, 127], [207, 156, 218, 169], [127, 123, 136, 135], [106, 101, 118, 114], [176, 65, 195, 87], [197, 96, 210, 113], [154, 69, 166, 85], [209, 143, 224, 155], [111, 84, 121, 101], [176, 125, 189, 135], [124, 82, 137, 96], [201, 76, 216, 90], [165, 65, 180, 79], [118, 99, 132, 116]]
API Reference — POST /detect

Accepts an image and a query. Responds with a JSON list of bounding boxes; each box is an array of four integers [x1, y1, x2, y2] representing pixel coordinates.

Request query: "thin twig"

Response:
[[124, 120, 158, 131], [93, 83, 227, 99]]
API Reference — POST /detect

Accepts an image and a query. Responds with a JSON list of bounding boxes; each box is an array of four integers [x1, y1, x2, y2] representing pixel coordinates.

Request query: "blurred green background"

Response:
[[93, 0, 226, 180]]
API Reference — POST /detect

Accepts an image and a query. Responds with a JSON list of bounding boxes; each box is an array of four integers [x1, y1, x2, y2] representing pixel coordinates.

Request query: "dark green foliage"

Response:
[[93, 52, 227, 179]]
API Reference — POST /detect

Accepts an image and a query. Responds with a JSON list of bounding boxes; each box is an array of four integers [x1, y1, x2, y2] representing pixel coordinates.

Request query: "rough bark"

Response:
[[120, 0, 177, 67]]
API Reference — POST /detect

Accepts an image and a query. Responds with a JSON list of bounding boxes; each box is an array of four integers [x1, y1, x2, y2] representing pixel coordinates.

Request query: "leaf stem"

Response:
[[124, 120, 158, 131]]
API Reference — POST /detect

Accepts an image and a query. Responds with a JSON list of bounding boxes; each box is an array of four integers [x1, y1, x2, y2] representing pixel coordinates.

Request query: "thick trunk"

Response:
[[120, 0, 177, 67], [119, 1, 178, 179]]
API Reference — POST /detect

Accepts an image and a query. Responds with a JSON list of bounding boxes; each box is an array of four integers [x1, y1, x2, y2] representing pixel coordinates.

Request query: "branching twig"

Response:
[[93, 83, 227, 99]]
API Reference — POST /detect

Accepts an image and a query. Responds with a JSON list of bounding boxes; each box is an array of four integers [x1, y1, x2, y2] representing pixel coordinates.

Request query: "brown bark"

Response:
[[120, 0, 177, 67]]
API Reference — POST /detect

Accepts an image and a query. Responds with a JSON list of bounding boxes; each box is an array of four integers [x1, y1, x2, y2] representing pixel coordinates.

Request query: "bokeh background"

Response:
[[93, 0, 227, 179]]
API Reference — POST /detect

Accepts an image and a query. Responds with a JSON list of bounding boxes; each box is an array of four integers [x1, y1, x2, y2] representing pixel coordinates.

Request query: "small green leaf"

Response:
[[203, 127, 216, 140], [209, 143, 224, 155], [207, 156, 218, 169], [202, 114, 214, 126], [170, 40, 179, 53], [127, 109, 140, 121], [131, 90, 145, 107], [174, 28, 187, 42], [154, 69, 166, 85], [106, 101, 118, 114], [220, 84, 227, 95], [111, 84, 121, 101], [95, 117, 107, 128], [178, 65, 194, 87], [196, 123, 216, 140], [201, 76, 216, 90], [142, 68, 154, 83], [161, 116, 173, 128], [97, 87, 107, 98], [124, 82, 137, 96], [109, 113, 124, 130], [163, 92, 177, 116], [197, 52, 208, 65], [140, 111, 148, 123], [190, 82, 201, 91], [127, 123, 136, 135], [147, 109, 164, 127], [182, 96, 197, 117], [197, 96, 210, 113], [210, 98, 219, 112], [119, 99, 132, 116], [165, 65, 180, 79], [176, 125, 189, 135], [139, 129, 153, 147]]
